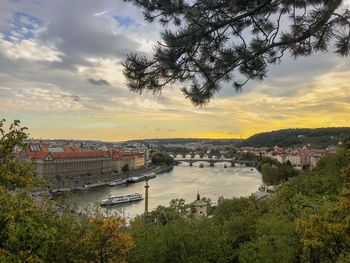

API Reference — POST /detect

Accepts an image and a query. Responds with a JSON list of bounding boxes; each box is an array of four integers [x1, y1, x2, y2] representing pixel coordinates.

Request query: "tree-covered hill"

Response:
[[127, 138, 242, 146], [237, 127, 350, 148]]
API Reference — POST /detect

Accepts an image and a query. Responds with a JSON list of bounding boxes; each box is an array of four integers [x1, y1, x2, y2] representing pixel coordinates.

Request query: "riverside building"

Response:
[[20, 144, 145, 188]]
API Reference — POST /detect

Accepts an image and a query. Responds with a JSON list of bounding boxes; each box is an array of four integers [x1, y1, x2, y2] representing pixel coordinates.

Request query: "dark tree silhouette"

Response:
[[124, 0, 350, 105]]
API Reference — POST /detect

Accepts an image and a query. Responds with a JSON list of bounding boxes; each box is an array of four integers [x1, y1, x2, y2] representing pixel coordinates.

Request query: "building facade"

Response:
[[285, 154, 301, 166], [20, 144, 145, 188]]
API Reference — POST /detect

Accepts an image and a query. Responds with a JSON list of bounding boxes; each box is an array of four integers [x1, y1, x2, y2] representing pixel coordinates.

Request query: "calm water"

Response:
[[64, 163, 262, 220]]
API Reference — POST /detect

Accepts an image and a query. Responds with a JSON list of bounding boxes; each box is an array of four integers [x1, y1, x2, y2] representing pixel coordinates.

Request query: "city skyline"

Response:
[[1, 0, 350, 141]]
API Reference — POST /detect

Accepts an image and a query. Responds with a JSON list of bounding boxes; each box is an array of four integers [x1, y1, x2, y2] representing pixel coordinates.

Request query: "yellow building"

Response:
[[110, 150, 145, 173]]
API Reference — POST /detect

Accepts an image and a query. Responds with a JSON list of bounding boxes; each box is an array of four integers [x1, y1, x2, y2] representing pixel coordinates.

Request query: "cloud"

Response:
[[87, 78, 110, 86], [0, 35, 62, 61], [62, 94, 81, 102], [37, 1, 141, 70], [0, 0, 350, 141]]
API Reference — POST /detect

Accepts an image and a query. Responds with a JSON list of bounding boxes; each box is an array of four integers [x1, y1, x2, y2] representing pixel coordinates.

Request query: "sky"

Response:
[[1, 0, 350, 141]]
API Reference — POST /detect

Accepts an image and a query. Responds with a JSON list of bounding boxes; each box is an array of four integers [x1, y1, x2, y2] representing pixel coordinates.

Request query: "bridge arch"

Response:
[[192, 160, 211, 166]]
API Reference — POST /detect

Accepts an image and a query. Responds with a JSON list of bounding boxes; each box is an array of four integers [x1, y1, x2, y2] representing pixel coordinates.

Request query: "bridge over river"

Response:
[[173, 157, 257, 167]]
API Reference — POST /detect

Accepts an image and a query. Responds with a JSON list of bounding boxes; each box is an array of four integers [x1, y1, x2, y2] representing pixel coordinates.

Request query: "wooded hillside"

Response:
[[238, 127, 350, 148]]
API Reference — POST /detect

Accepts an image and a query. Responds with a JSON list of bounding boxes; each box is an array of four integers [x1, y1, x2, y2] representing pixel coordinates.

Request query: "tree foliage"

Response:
[[296, 146, 350, 262], [259, 157, 298, 185], [0, 120, 133, 262], [151, 151, 174, 166], [0, 119, 28, 162], [0, 120, 40, 190], [124, 0, 350, 105], [122, 163, 130, 173], [128, 216, 222, 263]]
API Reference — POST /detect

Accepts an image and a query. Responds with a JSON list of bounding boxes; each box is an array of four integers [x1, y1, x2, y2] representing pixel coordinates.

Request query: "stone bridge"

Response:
[[173, 157, 257, 167]]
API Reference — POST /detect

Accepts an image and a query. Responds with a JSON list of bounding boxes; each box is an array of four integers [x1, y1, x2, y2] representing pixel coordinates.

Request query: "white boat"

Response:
[[100, 193, 143, 206], [144, 172, 156, 180], [84, 182, 108, 189], [127, 176, 145, 183], [108, 179, 127, 186]]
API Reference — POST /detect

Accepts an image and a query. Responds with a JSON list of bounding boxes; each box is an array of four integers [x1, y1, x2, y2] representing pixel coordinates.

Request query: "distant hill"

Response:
[[127, 138, 243, 146], [237, 127, 350, 148]]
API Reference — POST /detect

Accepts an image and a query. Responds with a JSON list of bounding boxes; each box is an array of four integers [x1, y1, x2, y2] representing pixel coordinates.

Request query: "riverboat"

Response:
[[108, 179, 127, 186], [127, 176, 146, 183], [144, 172, 156, 180], [100, 193, 143, 206], [84, 181, 109, 189]]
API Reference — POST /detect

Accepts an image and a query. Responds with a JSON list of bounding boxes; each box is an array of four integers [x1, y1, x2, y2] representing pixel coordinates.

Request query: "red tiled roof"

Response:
[[26, 147, 109, 160], [26, 144, 49, 159], [109, 150, 142, 161], [26, 151, 49, 159], [25, 144, 143, 161], [50, 150, 108, 159]]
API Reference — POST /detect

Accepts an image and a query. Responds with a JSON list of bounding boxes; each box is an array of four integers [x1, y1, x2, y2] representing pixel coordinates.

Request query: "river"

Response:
[[63, 164, 262, 220]]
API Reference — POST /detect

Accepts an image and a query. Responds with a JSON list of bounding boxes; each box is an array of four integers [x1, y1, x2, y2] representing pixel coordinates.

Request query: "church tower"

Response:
[[190, 192, 207, 219]]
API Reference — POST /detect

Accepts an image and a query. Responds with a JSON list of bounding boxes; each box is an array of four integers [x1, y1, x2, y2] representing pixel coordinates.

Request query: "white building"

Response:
[[285, 154, 301, 166]]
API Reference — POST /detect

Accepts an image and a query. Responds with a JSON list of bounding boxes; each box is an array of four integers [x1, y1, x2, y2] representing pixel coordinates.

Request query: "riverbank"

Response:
[[47, 165, 174, 195]]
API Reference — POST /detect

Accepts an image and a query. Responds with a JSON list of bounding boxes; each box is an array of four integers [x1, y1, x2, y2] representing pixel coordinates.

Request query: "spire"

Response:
[[197, 190, 200, 200]]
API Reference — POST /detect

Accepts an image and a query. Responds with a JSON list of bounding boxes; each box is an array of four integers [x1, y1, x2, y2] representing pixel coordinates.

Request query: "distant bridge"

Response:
[[173, 157, 257, 167]]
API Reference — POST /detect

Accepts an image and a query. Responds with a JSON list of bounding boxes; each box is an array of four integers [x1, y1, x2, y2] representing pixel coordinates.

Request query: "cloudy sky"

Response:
[[1, 0, 350, 141]]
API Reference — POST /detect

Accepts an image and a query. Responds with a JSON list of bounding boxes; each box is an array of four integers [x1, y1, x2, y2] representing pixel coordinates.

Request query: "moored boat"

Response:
[[144, 172, 156, 180], [100, 193, 143, 206], [127, 176, 145, 183], [84, 181, 108, 189], [108, 179, 127, 186]]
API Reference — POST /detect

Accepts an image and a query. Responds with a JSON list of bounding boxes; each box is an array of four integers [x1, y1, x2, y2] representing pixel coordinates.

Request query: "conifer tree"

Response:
[[124, 0, 350, 105]]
